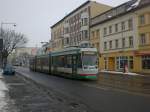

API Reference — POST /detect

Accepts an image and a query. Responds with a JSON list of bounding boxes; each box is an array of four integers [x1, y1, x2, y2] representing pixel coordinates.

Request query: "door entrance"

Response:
[[116, 56, 128, 71], [72, 55, 77, 75]]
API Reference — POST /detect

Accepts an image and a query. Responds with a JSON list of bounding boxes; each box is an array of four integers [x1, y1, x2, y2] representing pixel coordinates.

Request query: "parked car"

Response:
[[3, 65, 15, 75], [0, 68, 3, 75]]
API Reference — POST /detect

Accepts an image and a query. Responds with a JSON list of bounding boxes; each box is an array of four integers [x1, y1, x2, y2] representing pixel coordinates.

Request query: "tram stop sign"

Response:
[[0, 39, 3, 51]]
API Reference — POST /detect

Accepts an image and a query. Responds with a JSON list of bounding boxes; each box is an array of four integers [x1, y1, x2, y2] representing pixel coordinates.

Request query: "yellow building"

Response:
[[90, 0, 150, 74], [133, 4, 150, 74], [51, 21, 64, 51], [51, 1, 112, 51], [90, 26, 100, 52]]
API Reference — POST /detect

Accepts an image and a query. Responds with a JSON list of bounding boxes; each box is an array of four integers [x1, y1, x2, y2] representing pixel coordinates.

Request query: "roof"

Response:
[[50, 47, 97, 56], [91, 0, 150, 27], [51, 1, 91, 28]]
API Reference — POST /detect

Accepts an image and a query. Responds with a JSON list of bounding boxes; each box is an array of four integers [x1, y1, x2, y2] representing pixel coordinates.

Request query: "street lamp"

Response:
[[1, 22, 17, 29], [1, 22, 17, 38], [40, 42, 49, 54], [40, 42, 49, 44]]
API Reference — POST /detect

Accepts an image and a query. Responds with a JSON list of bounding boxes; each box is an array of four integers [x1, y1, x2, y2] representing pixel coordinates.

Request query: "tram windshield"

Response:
[[82, 52, 97, 66]]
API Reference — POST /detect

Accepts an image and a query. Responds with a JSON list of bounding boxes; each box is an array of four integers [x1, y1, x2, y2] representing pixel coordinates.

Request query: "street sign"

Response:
[[0, 39, 3, 51]]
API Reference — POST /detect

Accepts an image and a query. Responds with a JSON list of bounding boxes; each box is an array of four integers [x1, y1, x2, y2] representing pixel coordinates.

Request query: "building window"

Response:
[[92, 31, 95, 39], [129, 56, 133, 69], [142, 56, 150, 69], [96, 42, 99, 50], [92, 44, 94, 47], [109, 41, 112, 49], [66, 38, 69, 44], [129, 36, 133, 47], [81, 19, 84, 26], [139, 15, 145, 25], [84, 30, 88, 39], [140, 34, 146, 45], [116, 56, 128, 70], [79, 33, 81, 41], [115, 39, 118, 48], [109, 26, 112, 34], [104, 42, 107, 50], [104, 57, 108, 70], [81, 31, 84, 39], [122, 38, 125, 48], [84, 18, 88, 26], [65, 27, 69, 34], [96, 29, 99, 38], [82, 18, 88, 26], [104, 27, 107, 36], [121, 21, 125, 30], [128, 19, 133, 30], [115, 24, 118, 32]]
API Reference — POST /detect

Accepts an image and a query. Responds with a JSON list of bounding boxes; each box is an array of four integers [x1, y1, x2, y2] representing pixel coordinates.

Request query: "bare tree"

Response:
[[0, 28, 28, 67]]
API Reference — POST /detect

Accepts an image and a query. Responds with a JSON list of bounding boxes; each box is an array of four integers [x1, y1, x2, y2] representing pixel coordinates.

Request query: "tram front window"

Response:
[[82, 52, 97, 67]]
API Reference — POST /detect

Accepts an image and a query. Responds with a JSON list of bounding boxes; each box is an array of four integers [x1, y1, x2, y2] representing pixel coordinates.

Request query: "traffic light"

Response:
[[0, 39, 3, 51]]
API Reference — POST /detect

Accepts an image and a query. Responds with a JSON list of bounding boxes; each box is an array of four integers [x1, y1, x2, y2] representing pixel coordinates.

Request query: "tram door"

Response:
[[72, 55, 77, 75], [49, 56, 51, 74]]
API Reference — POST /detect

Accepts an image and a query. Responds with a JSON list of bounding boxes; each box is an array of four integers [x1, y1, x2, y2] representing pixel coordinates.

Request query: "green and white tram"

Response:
[[51, 47, 98, 79], [29, 47, 98, 80]]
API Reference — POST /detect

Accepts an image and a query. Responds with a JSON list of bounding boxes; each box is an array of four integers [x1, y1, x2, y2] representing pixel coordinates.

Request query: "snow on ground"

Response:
[[101, 70, 143, 76], [0, 73, 8, 112]]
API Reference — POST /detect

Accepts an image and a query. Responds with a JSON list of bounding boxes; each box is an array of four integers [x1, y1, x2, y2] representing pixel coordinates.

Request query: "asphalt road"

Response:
[[16, 67, 150, 112]]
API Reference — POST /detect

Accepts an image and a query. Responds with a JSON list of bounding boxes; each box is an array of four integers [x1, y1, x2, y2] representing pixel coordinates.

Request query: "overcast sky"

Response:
[[0, 0, 129, 47]]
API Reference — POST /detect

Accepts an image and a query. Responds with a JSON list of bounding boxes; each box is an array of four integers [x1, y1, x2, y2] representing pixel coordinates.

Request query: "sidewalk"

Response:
[[0, 74, 18, 112], [0, 74, 91, 112], [98, 70, 150, 94]]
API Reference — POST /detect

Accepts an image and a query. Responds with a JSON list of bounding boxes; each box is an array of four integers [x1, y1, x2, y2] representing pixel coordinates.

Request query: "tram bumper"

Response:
[[78, 69, 98, 79]]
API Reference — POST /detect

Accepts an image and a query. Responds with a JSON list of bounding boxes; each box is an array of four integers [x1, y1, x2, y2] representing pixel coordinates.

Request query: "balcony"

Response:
[[81, 12, 89, 18]]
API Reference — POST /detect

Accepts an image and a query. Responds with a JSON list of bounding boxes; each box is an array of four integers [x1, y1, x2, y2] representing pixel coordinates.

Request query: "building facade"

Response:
[[51, 22, 64, 51], [134, 3, 150, 73], [51, 1, 112, 51], [10, 47, 38, 67], [90, 0, 150, 73]]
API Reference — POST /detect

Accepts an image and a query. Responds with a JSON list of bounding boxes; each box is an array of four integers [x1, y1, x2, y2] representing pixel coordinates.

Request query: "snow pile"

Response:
[[131, 0, 141, 7], [127, 0, 141, 11], [101, 70, 143, 76]]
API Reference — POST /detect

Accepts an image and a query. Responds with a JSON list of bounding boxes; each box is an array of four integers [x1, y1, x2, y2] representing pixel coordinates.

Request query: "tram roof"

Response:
[[50, 47, 97, 56], [36, 54, 49, 58]]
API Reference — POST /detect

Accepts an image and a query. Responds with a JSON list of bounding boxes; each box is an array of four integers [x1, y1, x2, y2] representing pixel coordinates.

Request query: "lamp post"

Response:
[[0, 22, 17, 68], [40, 42, 49, 54], [1, 22, 16, 36]]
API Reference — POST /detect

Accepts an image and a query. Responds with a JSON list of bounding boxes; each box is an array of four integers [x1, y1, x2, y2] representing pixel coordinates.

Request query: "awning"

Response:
[[134, 51, 150, 56]]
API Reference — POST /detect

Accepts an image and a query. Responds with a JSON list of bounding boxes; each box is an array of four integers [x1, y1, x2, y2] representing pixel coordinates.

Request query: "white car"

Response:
[[0, 68, 3, 75]]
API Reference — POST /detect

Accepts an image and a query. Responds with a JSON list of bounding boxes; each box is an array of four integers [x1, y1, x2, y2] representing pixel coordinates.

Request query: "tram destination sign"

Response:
[[83, 51, 96, 55]]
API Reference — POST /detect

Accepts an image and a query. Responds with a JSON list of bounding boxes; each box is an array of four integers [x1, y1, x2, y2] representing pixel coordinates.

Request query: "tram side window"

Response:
[[37, 59, 40, 66], [42, 58, 45, 66], [78, 54, 82, 68], [66, 55, 72, 68], [52, 57, 58, 66], [58, 56, 65, 67], [45, 57, 49, 67]]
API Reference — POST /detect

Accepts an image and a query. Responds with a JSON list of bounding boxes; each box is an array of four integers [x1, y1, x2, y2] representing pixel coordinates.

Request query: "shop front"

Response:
[[100, 51, 134, 72], [134, 51, 150, 74]]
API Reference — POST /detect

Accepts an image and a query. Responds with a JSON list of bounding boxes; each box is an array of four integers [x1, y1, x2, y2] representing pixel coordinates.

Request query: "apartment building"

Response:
[[134, 1, 150, 73], [51, 21, 64, 51], [51, 1, 112, 51], [90, 0, 150, 73]]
